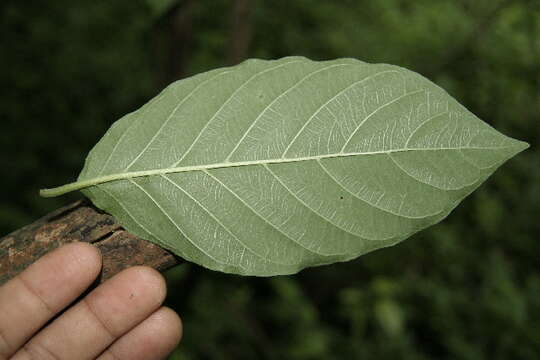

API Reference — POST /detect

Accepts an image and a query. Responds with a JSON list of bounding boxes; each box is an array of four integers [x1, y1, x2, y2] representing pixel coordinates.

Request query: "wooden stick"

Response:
[[0, 199, 181, 286]]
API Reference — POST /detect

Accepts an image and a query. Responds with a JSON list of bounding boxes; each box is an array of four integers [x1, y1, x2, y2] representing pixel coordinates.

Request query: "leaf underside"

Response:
[[49, 57, 528, 276]]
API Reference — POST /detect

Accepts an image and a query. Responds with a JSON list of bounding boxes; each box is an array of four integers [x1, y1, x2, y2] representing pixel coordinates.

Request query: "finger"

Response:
[[98, 307, 182, 360], [0, 242, 101, 358], [12, 266, 166, 360]]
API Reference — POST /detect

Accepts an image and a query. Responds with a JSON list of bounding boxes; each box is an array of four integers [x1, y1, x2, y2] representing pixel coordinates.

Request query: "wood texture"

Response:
[[0, 199, 181, 286]]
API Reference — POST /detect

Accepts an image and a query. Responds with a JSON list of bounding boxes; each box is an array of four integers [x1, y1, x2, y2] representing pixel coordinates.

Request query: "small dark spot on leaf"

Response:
[[340, 196, 344, 200]]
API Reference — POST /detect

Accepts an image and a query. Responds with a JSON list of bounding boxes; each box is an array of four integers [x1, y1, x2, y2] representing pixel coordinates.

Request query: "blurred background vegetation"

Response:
[[1, 0, 539, 358]]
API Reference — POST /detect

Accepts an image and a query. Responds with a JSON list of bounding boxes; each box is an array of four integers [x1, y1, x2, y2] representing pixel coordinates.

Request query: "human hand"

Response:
[[0, 242, 182, 360]]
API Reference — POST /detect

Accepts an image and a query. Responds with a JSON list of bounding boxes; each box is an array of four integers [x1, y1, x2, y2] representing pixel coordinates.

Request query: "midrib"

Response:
[[39, 145, 516, 197]]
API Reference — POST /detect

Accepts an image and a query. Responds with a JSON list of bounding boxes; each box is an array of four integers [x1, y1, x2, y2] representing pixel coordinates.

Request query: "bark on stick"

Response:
[[0, 199, 181, 286]]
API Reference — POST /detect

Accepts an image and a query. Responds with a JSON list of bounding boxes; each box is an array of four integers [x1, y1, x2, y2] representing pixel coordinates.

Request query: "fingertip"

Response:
[[52, 242, 102, 285], [155, 307, 183, 345], [122, 266, 167, 305], [65, 242, 102, 272], [146, 307, 183, 356], [99, 307, 182, 360], [21, 242, 102, 302]]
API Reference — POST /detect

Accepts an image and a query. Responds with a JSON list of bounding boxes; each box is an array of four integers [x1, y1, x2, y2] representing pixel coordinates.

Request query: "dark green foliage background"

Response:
[[1, 0, 539, 358]]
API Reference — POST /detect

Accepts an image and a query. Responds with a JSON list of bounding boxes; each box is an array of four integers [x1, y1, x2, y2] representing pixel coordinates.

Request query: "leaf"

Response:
[[40, 57, 528, 276]]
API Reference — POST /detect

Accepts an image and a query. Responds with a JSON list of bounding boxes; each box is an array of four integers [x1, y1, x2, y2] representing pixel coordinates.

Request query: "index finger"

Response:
[[0, 242, 101, 358]]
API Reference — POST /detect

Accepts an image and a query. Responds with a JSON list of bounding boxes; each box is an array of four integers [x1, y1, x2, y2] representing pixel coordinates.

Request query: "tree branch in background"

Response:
[[154, 0, 195, 86], [0, 199, 181, 286], [228, 0, 255, 65]]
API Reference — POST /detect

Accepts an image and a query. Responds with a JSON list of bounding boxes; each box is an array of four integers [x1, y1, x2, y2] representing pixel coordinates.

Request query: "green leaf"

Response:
[[40, 57, 528, 276]]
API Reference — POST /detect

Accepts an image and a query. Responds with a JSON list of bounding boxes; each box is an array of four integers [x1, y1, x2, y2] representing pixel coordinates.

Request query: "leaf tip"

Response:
[[520, 140, 530, 151], [512, 139, 530, 155]]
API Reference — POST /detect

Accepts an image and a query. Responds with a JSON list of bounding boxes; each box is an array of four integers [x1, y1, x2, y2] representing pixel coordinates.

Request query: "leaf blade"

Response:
[[41, 56, 528, 275]]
